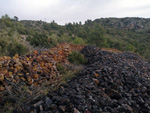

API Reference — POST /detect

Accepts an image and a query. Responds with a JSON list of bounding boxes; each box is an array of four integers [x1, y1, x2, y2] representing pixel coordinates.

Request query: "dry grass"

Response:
[[102, 48, 122, 53], [60, 64, 84, 83]]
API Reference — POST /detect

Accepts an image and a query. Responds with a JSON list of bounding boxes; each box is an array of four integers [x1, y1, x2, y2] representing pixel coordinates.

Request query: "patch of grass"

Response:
[[56, 63, 67, 74], [68, 51, 87, 65], [61, 64, 84, 84], [56, 63, 84, 84], [1, 102, 13, 113]]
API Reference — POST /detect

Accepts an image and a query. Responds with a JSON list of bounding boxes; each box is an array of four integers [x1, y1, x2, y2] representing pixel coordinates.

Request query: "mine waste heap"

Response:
[[0, 44, 150, 113]]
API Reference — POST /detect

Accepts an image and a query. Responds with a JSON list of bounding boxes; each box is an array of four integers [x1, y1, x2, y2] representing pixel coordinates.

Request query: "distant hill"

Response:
[[94, 17, 150, 32], [0, 14, 150, 60], [92, 17, 150, 59]]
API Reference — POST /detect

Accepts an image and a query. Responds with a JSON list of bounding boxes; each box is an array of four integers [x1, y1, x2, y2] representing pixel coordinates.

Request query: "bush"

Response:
[[7, 43, 27, 56], [68, 51, 87, 65], [72, 37, 86, 44], [0, 39, 8, 53], [56, 63, 67, 74], [27, 33, 56, 48]]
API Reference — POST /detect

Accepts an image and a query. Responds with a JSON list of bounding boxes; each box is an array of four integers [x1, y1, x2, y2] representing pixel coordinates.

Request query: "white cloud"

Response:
[[0, 0, 150, 24]]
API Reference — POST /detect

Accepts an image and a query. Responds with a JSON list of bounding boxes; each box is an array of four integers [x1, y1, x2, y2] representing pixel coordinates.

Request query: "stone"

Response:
[[74, 108, 80, 113], [58, 105, 66, 112], [84, 109, 91, 113], [0, 86, 5, 91], [45, 96, 53, 105], [0, 74, 4, 81], [119, 104, 133, 112], [34, 101, 44, 107], [93, 78, 99, 84], [58, 86, 65, 95]]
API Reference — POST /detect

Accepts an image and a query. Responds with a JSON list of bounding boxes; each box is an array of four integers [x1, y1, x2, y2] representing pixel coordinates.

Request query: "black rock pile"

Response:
[[23, 46, 150, 113]]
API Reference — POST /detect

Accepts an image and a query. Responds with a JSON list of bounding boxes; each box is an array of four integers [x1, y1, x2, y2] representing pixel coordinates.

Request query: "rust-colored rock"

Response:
[[93, 78, 99, 84], [0, 74, 4, 82], [32, 74, 39, 80], [0, 86, 5, 91], [0, 43, 85, 92], [94, 73, 99, 77]]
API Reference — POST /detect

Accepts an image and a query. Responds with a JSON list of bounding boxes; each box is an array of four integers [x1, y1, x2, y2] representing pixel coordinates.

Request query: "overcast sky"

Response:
[[0, 0, 150, 25]]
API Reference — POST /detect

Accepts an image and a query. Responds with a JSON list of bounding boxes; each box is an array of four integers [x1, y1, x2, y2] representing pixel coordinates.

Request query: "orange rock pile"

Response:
[[0, 43, 85, 91]]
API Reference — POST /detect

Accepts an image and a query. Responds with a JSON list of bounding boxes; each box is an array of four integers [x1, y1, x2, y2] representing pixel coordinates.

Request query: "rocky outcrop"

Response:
[[94, 17, 150, 32]]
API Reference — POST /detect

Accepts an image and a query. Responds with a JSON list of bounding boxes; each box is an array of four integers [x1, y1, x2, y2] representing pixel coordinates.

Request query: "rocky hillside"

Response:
[[3, 45, 149, 113], [94, 17, 150, 32], [90, 17, 150, 60]]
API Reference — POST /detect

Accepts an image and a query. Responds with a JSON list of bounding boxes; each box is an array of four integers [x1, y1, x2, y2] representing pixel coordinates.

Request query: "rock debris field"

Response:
[[30, 45, 150, 113], [1, 45, 150, 113], [0, 44, 84, 91]]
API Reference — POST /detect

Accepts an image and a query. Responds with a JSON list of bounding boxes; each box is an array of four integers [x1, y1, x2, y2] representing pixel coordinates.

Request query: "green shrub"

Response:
[[0, 39, 8, 52], [27, 33, 55, 48], [72, 37, 86, 44], [7, 43, 27, 56], [56, 63, 66, 74], [68, 51, 87, 65]]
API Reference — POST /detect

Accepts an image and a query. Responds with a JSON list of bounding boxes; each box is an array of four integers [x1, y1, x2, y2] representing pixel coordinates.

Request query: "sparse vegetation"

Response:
[[56, 63, 67, 74], [68, 51, 87, 65], [60, 64, 84, 84], [0, 14, 150, 59]]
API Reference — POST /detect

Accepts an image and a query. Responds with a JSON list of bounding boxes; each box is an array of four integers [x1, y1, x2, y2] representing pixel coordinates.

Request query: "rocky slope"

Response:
[[18, 45, 150, 113], [94, 17, 150, 32]]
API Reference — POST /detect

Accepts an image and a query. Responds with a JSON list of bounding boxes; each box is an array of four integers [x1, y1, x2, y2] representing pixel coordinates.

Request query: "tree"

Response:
[[50, 20, 59, 29], [79, 21, 82, 25], [85, 19, 92, 25], [14, 16, 19, 21], [87, 24, 107, 48]]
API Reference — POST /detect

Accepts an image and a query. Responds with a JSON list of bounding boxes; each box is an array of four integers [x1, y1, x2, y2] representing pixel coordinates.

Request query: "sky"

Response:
[[0, 0, 150, 25]]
